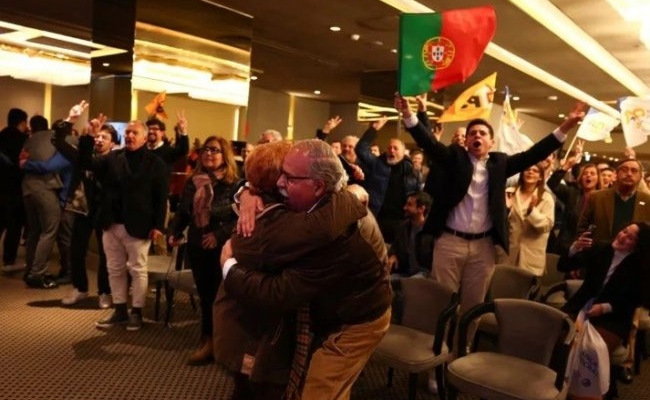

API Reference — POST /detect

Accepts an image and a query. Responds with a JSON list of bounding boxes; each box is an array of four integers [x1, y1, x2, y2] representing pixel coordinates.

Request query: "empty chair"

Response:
[[540, 279, 584, 309], [147, 254, 174, 321], [538, 253, 564, 299], [475, 264, 539, 341], [447, 299, 575, 400], [371, 278, 458, 400], [164, 244, 198, 326]]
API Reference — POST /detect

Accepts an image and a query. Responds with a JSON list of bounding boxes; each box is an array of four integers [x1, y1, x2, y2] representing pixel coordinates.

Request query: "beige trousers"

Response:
[[301, 309, 391, 400], [102, 224, 151, 308]]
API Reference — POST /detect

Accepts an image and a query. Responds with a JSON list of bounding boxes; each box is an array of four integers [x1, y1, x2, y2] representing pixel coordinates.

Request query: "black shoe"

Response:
[[95, 311, 129, 329], [24, 276, 58, 289], [618, 366, 634, 384], [55, 275, 72, 285]]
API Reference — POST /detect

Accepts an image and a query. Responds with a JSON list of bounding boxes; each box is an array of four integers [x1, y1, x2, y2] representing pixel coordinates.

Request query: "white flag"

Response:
[[620, 97, 650, 148], [576, 107, 620, 142], [495, 89, 534, 154]]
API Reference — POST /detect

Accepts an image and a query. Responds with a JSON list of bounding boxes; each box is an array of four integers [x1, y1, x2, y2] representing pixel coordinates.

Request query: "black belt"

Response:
[[444, 227, 493, 240]]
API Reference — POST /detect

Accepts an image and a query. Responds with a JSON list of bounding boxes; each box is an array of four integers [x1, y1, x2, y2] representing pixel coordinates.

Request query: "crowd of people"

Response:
[[1, 94, 650, 400]]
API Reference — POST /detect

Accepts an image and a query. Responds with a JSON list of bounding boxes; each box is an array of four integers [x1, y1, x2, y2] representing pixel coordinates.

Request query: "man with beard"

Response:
[[145, 114, 189, 167], [577, 158, 650, 384], [316, 116, 365, 185], [355, 117, 422, 243]]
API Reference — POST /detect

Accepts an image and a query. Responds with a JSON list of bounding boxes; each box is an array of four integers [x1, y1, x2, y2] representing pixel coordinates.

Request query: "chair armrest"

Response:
[[457, 301, 495, 358], [540, 281, 568, 304], [552, 316, 576, 390], [433, 292, 459, 355]]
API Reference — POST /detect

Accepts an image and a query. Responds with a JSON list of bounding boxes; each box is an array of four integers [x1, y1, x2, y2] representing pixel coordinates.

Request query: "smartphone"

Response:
[[586, 224, 597, 235]]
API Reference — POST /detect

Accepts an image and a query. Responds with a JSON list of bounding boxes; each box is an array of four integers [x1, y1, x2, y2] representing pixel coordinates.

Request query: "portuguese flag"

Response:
[[398, 6, 497, 95]]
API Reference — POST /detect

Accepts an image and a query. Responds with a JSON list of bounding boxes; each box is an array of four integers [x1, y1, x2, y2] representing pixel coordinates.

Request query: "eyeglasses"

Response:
[[202, 146, 222, 154], [279, 171, 312, 184]]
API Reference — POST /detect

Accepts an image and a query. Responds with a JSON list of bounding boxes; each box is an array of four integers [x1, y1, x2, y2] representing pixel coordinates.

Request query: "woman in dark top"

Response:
[[168, 135, 241, 365], [547, 157, 601, 256], [559, 222, 650, 352]]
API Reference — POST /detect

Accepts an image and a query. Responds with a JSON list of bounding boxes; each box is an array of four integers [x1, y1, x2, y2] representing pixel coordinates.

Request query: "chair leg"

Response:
[[446, 384, 458, 400], [154, 281, 162, 321], [164, 283, 175, 327], [635, 329, 643, 375], [386, 367, 394, 387], [407, 373, 418, 400], [435, 365, 446, 400]]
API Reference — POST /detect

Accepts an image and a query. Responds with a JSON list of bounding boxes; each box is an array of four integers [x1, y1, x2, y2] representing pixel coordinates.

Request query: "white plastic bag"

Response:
[[565, 317, 610, 399]]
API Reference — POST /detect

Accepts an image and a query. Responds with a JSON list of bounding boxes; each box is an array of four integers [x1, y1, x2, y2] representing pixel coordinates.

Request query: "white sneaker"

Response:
[[2, 264, 25, 273], [427, 374, 438, 394], [61, 289, 89, 305], [98, 294, 113, 309]]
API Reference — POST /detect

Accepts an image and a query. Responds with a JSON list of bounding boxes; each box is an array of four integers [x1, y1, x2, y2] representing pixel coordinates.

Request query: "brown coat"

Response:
[[213, 190, 369, 384], [222, 193, 392, 352], [577, 188, 650, 243]]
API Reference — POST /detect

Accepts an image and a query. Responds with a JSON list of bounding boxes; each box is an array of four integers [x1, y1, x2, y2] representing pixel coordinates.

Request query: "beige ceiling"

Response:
[[210, 0, 646, 125]]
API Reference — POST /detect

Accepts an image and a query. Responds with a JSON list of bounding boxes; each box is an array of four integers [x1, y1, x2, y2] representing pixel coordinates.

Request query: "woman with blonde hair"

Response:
[[168, 135, 241, 365], [506, 162, 555, 276]]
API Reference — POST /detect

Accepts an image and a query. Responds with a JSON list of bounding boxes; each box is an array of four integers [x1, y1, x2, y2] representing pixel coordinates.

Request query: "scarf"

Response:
[[192, 173, 214, 228]]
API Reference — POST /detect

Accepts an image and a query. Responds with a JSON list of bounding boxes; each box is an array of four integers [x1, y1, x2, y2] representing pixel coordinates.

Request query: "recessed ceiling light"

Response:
[[329, 26, 341, 32], [250, 75, 258, 81], [558, 113, 565, 118], [390, 48, 397, 53], [314, 90, 321, 95], [614, 158, 619, 162], [512, 96, 520, 101], [350, 34, 360, 41], [373, 40, 384, 46], [547, 95, 558, 101], [102, 62, 110, 67], [593, 153, 598, 156]]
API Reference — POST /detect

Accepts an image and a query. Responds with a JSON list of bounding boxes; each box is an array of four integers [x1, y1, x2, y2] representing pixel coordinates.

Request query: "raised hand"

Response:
[[372, 116, 389, 131], [67, 100, 89, 122], [394, 92, 412, 118], [415, 93, 427, 112], [558, 102, 586, 133], [84, 113, 108, 137], [322, 116, 342, 134], [176, 110, 188, 134]]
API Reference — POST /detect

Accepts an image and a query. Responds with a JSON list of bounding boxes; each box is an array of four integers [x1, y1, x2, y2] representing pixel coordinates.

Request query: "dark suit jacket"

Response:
[[79, 136, 168, 239], [150, 134, 189, 167], [577, 188, 650, 244], [547, 169, 585, 253], [213, 191, 369, 384], [406, 118, 563, 250], [559, 244, 642, 341]]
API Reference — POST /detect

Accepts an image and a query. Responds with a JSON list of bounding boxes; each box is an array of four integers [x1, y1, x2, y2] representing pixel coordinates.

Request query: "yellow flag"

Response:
[[438, 72, 497, 123]]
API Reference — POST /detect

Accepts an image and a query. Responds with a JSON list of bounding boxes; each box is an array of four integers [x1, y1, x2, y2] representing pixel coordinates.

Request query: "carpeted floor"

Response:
[[1, 249, 649, 400]]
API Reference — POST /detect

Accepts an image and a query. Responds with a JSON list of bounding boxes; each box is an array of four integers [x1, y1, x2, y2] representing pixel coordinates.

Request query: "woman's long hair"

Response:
[[576, 163, 601, 191], [517, 162, 546, 201], [194, 136, 239, 184]]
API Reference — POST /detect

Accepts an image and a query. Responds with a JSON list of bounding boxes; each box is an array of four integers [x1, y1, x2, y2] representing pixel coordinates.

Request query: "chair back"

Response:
[[399, 278, 456, 335], [494, 299, 572, 366], [540, 253, 563, 288], [489, 265, 538, 300]]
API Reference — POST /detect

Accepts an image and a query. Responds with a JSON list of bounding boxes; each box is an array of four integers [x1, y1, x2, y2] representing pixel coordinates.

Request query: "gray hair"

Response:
[[262, 129, 283, 142], [292, 139, 348, 192], [341, 135, 359, 145]]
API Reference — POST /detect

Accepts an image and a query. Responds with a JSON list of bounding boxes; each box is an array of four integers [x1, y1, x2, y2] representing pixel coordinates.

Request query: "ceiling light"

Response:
[[390, 48, 397, 53], [314, 90, 321, 95], [376, 0, 626, 117], [350, 34, 360, 41], [547, 95, 558, 101], [373, 40, 384, 46], [558, 113, 565, 118], [603, 0, 650, 21], [508, 0, 650, 96], [250, 75, 258, 80], [512, 96, 520, 101], [0, 48, 89, 85], [102, 62, 110, 67], [329, 26, 341, 32]]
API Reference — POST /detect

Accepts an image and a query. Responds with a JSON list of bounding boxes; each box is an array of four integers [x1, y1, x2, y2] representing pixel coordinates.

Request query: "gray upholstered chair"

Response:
[[147, 254, 174, 321], [163, 243, 198, 326], [475, 265, 539, 341], [538, 253, 564, 300], [371, 278, 458, 400], [447, 299, 575, 400], [539, 279, 584, 309]]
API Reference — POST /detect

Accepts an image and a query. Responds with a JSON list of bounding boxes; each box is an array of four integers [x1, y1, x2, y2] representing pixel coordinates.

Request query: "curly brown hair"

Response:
[[195, 136, 239, 184]]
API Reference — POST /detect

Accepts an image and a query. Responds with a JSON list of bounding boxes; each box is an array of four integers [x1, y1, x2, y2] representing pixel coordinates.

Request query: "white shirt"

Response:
[[447, 153, 492, 233]]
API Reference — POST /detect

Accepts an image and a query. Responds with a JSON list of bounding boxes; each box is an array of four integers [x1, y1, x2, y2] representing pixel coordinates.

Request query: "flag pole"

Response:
[[561, 134, 578, 164]]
